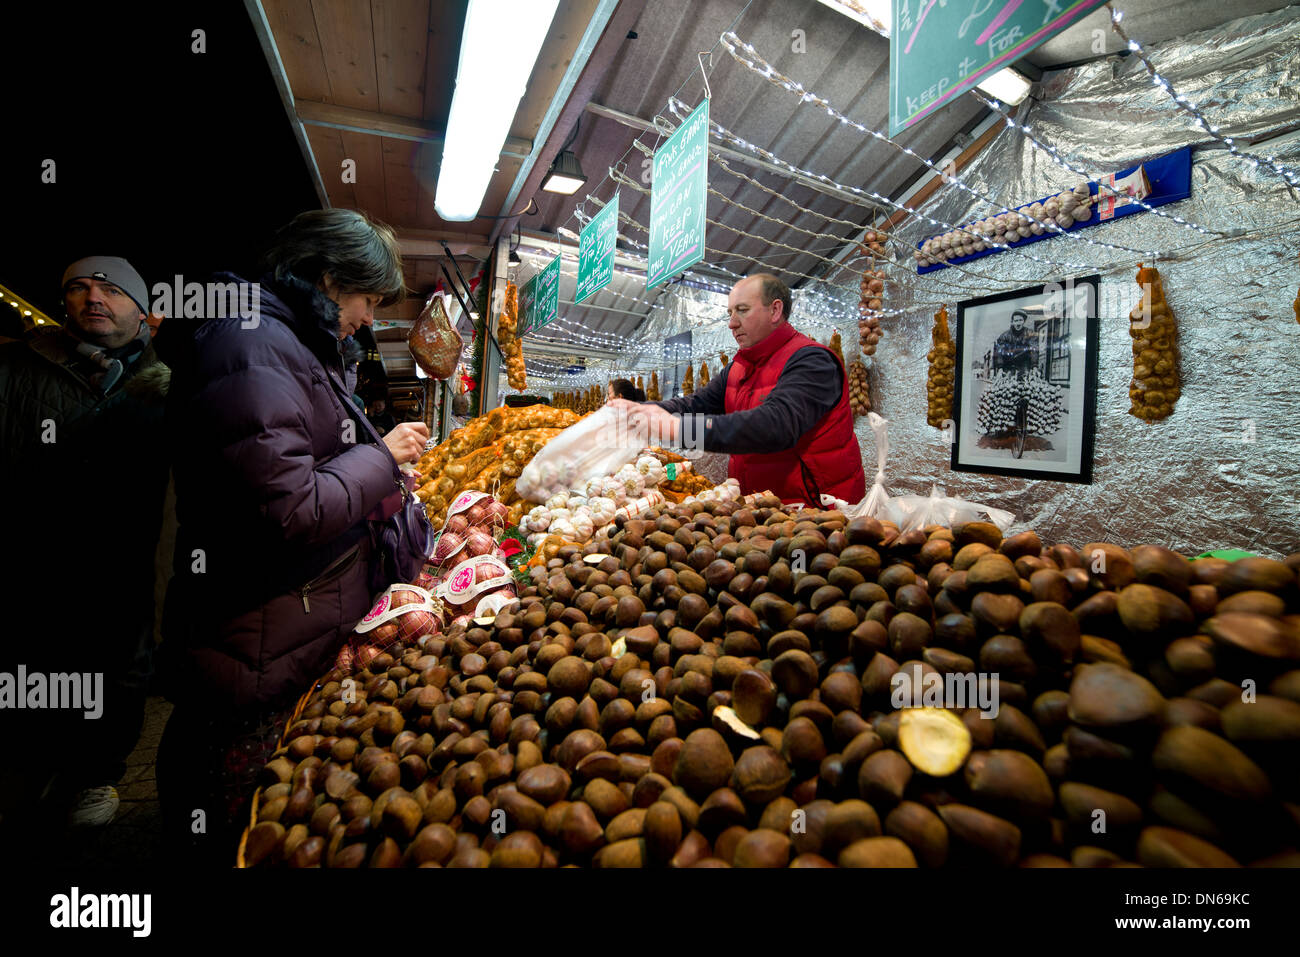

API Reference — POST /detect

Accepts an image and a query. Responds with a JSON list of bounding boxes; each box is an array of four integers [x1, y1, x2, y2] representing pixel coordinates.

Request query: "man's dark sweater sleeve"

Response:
[[673, 347, 843, 454]]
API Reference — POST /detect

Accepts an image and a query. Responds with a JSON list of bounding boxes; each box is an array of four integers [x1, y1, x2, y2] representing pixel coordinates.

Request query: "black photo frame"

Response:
[[950, 275, 1099, 484]]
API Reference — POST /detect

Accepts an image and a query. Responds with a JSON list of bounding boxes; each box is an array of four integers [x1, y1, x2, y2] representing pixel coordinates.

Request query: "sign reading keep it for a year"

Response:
[[889, 0, 1108, 137]]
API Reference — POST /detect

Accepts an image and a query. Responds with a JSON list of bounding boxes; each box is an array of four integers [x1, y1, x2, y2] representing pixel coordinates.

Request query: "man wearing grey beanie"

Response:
[[0, 256, 170, 835]]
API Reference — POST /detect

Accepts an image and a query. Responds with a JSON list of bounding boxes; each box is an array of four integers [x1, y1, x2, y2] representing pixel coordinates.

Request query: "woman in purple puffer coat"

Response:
[[154, 209, 429, 867]]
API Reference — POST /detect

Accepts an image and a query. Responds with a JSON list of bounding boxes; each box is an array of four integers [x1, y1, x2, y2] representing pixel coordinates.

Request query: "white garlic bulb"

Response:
[[1055, 212, 1073, 228]]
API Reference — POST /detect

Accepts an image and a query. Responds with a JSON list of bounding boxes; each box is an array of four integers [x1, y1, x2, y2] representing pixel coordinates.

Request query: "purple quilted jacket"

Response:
[[156, 272, 398, 709]]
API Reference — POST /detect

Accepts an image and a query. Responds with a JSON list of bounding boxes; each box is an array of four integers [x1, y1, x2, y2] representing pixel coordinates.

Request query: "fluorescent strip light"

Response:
[[976, 67, 1033, 105], [435, 0, 561, 222], [814, 0, 890, 36]]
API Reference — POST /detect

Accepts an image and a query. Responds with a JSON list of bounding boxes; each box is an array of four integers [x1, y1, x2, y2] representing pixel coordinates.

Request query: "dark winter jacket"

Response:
[[0, 326, 170, 675], [155, 272, 400, 709], [993, 326, 1037, 378]]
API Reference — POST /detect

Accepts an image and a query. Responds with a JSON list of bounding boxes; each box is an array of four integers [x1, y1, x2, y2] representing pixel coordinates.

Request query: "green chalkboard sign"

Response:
[[890, 0, 1108, 136], [518, 254, 560, 337], [575, 192, 619, 304], [647, 98, 709, 290]]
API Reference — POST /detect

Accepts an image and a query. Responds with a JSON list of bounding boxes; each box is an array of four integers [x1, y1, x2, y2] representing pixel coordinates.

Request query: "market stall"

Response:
[[236, 0, 1300, 871]]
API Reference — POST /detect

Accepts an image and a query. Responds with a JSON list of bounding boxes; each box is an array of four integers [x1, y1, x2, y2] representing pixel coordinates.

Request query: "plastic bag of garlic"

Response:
[[516, 406, 642, 503]]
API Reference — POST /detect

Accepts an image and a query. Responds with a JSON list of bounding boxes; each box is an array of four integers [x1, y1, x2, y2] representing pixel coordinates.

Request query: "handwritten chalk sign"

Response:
[[890, 0, 1107, 137], [575, 192, 619, 304], [647, 99, 709, 290], [517, 254, 560, 337]]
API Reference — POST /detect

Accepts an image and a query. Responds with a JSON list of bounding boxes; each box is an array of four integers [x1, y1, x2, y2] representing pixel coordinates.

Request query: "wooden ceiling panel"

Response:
[[262, 0, 332, 101], [373, 0, 431, 119], [381, 138, 421, 228], [422, 0, 467, 127], [309, 0, 380, 111], [306, 125, 357, 208], [339, 129, 390, 220]]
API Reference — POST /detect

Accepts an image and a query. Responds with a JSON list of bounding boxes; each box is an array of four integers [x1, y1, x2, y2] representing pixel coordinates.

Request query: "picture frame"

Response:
[[950, 275, 1100, 484]]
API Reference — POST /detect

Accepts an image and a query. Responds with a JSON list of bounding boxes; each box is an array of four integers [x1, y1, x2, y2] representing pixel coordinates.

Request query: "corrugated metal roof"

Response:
[[255, 0, 1300, 381]]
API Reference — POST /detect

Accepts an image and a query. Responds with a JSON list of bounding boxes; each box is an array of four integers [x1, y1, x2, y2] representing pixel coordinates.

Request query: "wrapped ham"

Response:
[[408, 292, 463, 380]]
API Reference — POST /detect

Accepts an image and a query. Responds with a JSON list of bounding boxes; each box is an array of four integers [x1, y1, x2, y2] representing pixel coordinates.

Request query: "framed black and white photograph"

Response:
[[950, 275, 1099, 483]]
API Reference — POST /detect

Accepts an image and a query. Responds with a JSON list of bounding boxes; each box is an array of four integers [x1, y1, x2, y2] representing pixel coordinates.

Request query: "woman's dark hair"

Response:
[[263, 208, 406, 307], [609, 378, 644, 401]]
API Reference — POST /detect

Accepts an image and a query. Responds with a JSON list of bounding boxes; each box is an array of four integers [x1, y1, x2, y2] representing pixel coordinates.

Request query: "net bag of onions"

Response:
[[437, 554, 517, 627], [334, 584, 443, 673], [427, 490, 512, 569]]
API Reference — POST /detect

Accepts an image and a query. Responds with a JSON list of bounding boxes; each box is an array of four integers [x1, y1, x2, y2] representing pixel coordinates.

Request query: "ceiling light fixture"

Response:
[[976, 67, 1033, 105], [435, 0, 561, 222], [541, 150, 588, 194]]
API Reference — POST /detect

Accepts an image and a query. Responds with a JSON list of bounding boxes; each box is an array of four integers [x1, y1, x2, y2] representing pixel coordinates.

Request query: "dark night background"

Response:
[[0, 2, 321, 319]]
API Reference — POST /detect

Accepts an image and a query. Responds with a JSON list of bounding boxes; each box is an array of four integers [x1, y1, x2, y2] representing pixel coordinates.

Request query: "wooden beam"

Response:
[[879, 120, 1003, 230], [295, 100, 533, 159], [244, 0, 329, 207]]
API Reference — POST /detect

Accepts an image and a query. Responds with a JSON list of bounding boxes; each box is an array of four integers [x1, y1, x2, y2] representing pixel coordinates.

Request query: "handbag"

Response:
[[367, 468, 437, 593], [323, 363, 437, 593]]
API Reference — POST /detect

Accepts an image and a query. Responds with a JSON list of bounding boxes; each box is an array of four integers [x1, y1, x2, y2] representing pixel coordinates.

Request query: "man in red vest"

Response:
[[616, 273, 865, 506]]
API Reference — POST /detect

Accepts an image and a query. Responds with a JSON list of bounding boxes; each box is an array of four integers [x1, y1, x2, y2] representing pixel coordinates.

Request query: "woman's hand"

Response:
[[383, 421, 431, 464]]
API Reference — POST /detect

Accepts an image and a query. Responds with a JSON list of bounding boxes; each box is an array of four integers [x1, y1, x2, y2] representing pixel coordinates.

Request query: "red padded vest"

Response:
[[724, 322, 866, 506]]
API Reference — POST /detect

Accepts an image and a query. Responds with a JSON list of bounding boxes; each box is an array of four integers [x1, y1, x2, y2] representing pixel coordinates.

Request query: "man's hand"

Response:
[[608, 398, 679, 446], [383, 421, 431, 464]]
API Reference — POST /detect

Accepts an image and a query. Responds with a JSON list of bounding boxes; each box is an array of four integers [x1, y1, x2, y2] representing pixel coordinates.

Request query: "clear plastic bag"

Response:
[[886, 485, 1016, 533], [516, 405, 641, 503], [408, 291, 463, 380], [822, 412, 892, 519]]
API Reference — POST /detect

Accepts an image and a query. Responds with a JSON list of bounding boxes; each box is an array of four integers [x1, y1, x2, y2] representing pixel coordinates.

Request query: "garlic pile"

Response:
[[976, 371, 1064, 436], [682, 477, 742, 505], [518, 456, 668, 546], [848, 359, 871, 417], [926, 305, 955, 428], [1128, 262, 1181, 422], [915, 183, 1094, 268]]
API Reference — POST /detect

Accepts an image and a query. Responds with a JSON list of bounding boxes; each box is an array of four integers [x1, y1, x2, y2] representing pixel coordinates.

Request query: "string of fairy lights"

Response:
[[607, 163, 868, 277], [666, 96, 1099, 274], [1105, 3, 1300, 189], [517, 2, 1286, 393], [720, 30, 1157, 259]]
